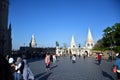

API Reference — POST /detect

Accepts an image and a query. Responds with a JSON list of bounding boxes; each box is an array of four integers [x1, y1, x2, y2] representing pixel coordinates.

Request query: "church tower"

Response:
[[69, 35, 78, 55], [85, 28, 94, 49], [29, 34, 37, 48], [0, 0, 12, 55]]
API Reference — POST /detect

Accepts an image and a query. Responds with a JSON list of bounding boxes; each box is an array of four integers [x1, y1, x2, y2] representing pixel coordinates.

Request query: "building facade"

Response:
[[56, 28, 94, 56], [0, 0, 12, 55]]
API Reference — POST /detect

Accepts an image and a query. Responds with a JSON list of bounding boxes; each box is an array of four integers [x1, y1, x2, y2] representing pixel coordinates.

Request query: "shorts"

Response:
[[46, 63, 50, 68]]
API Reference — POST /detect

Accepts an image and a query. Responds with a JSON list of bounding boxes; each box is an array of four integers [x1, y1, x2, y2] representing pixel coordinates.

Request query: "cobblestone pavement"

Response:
[[29, 56, 117, 80]]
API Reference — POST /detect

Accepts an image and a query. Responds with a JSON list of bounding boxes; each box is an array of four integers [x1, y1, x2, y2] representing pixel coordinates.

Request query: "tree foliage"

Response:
[[94, 23, 120, 52]]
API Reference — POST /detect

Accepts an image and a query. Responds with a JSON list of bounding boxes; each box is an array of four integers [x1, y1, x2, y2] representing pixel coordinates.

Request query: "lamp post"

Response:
[[110, 39, 113, 60], [107, 31, 113, 61], [78, 44, 81, 57]]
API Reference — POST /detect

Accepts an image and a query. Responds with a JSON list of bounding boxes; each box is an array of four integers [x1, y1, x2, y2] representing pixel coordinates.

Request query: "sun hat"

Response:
[[8, 57, 14, 64]]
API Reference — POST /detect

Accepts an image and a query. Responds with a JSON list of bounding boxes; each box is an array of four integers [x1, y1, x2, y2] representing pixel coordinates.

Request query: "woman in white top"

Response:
[[15, 57, 23, 80], [72, 54, 76, 63]]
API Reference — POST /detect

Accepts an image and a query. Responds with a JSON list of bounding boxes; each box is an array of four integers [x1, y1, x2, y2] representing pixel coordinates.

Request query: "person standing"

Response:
[[97, 53, 102, 65], [15, 57, 24, 80], [0, 54, 14, 80], [53, 54, 56, 63], [50, 54, 53, 63], [83, 54, 86, 60], [22, 55, 34, 80], [109, 51, 112, 61], [8, 57, 16, 80], [45, 53, 50, 71], [114, 53, 120, 80], [72, 54, 76, 63]]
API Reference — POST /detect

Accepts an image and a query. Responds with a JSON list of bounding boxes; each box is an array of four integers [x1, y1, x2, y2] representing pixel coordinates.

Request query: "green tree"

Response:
[[94, 39, 104, 48], [94, 23, 120, 52], [102, 27, 112, 47], [113, 23, 120, 46]]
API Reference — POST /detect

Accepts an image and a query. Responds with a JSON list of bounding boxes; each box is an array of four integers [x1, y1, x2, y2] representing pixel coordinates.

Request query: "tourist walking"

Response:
[[69, 51, 72, 60], [53, 54, 56, 63], [114, 53, 120, 80], [72, 54, 76, 63], [109, 51, 112, 61], [83, 54, 86, 60], [97, 53, 102, 65], [45, 53, 50, 71], [50, 54, 53, 63], [22, 56, 34, 80]]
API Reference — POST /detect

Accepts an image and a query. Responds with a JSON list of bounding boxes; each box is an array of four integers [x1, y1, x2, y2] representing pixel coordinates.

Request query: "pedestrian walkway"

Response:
[[29, 56, 116, 80]]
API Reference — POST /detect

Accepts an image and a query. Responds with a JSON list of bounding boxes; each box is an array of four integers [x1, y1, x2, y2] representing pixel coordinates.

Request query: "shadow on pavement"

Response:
[[50, 65, 58, 70], [94, 62, 99, 65], [38, 72, 52, 80], [102, 71, 114, 80], [34, 72, 46, 79], [94, 61, 101, 66]]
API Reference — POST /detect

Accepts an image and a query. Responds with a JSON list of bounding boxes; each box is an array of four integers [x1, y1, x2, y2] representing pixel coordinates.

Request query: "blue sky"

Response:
[[9, 0, 120, 50]]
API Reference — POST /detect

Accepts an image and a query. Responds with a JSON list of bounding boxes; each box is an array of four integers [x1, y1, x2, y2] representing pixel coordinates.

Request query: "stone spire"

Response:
[[70, 35, 77, 48], [85, 28, 94, 49], [29, 34, 37, 48]]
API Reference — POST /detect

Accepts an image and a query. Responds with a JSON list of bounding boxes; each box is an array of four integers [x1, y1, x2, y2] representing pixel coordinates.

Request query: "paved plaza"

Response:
[[29, 56, 116, 80]]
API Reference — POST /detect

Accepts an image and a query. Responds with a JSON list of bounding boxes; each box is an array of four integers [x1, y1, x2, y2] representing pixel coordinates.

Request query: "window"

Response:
[[91, 44, 93, 46], [1, 2, 7, 9], [87, 43, 90, 47]]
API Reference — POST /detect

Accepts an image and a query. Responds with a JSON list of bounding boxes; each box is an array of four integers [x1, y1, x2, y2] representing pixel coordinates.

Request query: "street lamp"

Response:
[[78, 44, 81, 57], [107, 31, 113, 60]]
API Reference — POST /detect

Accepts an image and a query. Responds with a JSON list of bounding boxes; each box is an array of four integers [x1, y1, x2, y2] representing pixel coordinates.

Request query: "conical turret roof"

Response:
[[86, 28, 94, 42]]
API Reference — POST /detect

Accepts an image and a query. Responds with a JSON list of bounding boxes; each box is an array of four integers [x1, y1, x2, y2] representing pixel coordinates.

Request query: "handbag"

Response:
[[113, 66, 117, 73]]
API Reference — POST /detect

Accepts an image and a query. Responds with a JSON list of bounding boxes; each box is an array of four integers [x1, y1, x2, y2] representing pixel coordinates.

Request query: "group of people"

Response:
[[96, 52, 120, 80], [8, 55, 34, 80], [2, 52, 120, 80]]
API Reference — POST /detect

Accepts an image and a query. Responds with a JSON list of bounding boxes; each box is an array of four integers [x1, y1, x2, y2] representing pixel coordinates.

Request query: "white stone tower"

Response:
[[29, 34, 37, 48], [85, 28, 94, 49], [69, 35, 78, 54]]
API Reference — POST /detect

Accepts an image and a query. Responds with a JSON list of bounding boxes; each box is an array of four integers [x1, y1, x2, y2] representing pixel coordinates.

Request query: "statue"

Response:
[[56, 41, 59, 47]]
